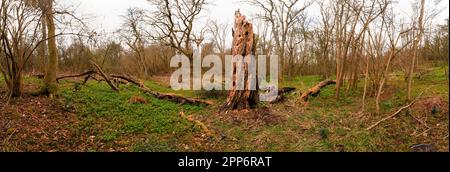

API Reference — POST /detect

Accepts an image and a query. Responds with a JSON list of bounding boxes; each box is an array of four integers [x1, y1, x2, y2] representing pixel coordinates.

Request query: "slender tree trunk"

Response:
[[41, 0, 58, 96], [335, 11, 343, 100], [375, 50, 395, 114], [362, 56, 370, 112], [407, 0, 425, 101], [38, 16, 47, 74]]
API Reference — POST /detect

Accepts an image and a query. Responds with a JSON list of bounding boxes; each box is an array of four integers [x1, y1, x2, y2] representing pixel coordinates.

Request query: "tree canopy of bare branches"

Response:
[[248, 0, 314, 78], [1, 0, 45, 97], [147, 0, 208, 58]]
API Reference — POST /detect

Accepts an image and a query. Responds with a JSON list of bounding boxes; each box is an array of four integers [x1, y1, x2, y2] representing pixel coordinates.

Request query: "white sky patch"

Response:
[[56, 0, 449, 36]]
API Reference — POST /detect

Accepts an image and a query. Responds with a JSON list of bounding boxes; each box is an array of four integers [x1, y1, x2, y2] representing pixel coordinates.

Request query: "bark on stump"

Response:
[[222, 10, 259, 110]]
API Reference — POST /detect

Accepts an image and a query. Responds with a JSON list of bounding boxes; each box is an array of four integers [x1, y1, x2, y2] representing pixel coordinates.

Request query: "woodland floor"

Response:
[[0, 66, 449, 152]]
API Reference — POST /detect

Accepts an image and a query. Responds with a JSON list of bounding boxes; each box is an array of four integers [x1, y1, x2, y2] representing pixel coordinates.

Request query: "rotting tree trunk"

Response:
[[300, 80, 337, 103], [41, 0, 58, 96], [222, 10, 259, 111]]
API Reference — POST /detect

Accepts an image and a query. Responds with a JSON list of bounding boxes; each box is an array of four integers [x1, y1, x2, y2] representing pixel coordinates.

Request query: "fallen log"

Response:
[[269, 87, 297, 103], [111, 74, 213, 106], [110, 74, 144, 87], [54, 71, 212, 106], [300, 80, 336, 103], [57, 70, 97, 83]]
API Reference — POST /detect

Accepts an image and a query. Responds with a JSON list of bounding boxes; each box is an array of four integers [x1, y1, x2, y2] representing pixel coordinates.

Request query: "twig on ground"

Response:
[[410, 113, 431, 137], [366, 89, 428, 131], [416, 128, 432, 137]]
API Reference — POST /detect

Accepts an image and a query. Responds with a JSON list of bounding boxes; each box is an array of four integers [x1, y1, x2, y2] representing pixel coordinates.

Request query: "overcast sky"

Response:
[[57, 0, 449, 35]]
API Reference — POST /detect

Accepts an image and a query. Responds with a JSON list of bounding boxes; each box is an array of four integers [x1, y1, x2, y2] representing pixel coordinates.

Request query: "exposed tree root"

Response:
[[299, 80, 336, 103]]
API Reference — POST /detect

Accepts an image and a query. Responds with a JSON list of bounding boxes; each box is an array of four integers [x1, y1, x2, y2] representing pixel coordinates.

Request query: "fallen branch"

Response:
[[53, 70, 212, 106], [180, 112, 214, 137], [111, 74, 213, 106], [366, 101, 416, 130], [366, 90, 427, 130], [110, 74, 144, 87], [299, 80, 336, 103], [90, 60, 119, 92], [56, 70, 96, 83]]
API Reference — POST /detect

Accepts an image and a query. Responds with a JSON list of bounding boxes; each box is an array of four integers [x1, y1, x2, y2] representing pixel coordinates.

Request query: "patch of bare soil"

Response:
[[0, 83, 105, 152], [0, 94, 78, 151]]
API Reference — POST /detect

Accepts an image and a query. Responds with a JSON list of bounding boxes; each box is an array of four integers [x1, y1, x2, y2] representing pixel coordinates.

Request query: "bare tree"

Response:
[[407, 0, 425, 101], [0, 0, 43, 97], [332, 0, 389, 100], [208, 20, 230, 55], [372, 7, 412, 114], [315, 1, 336, 79], [28, 0, 48, 74], [286, 14, 311, 77], [254, 18, 273, 56], [248, 0, 313, 79], [120, 8, 150, 77], [147, 0, 208, 59]]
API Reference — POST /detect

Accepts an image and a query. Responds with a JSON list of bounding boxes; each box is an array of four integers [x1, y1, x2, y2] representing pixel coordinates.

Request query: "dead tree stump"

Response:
[[222, 10, 259, 111]]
